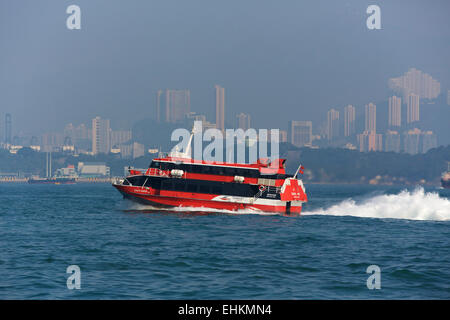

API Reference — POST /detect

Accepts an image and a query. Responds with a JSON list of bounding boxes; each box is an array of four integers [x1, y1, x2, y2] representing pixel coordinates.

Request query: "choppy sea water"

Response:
[[0, 183, 449, 299]]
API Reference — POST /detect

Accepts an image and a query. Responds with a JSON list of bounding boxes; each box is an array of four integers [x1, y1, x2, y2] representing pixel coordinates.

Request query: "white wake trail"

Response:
[[303, 187, 450, 221], [126, 203, 280, 216]]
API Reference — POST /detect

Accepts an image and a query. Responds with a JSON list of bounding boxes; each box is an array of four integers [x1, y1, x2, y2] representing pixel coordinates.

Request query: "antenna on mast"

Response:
[[293, 163, 304, 179]]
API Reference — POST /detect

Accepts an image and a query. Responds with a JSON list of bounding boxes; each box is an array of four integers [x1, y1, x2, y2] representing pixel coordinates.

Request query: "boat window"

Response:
[[202, 166, 211, 174], [173, 182, 185, 191], [144, 179, 153, 187], [127, 176, 147, 186], [250, 170, 259, 178], [187, 184, 197, 192], [160, 163, 169, 170], [211, 186, 222, 194], [149, 179, 162, 189], [199, 185, 209, 194], [191, 165, 202, 174], [150, 161, 160, 168], [162, 180, 173, 190]]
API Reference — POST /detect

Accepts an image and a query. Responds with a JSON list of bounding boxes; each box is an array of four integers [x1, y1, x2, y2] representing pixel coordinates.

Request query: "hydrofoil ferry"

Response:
[[113, 131, 307, 214]]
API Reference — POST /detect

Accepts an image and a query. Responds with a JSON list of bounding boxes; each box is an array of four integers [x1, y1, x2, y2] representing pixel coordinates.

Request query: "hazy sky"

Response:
[[1, 0, 449, 136]]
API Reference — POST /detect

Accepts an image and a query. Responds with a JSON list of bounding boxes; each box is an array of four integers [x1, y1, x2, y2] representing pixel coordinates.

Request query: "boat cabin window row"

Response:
[[159, 179, 258, 197], [124, 176, 281, 199]]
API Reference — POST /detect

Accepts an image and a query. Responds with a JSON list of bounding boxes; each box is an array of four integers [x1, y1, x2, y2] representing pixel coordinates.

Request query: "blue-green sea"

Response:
[[0, 183, 449, 299]]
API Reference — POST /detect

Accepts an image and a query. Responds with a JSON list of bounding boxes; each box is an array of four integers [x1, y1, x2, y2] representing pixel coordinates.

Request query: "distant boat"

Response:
[[27, 152, 77, 184]]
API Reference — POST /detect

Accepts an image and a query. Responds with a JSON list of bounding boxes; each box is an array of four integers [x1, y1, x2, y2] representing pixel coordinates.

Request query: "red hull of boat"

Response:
[[114, 184, 302, 214]]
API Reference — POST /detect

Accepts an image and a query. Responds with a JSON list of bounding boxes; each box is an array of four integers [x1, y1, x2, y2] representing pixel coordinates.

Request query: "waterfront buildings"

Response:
[[77, 162, 110, 177]]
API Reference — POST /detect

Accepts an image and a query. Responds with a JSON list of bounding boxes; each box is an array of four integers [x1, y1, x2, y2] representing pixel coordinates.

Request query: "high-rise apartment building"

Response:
[[215, 85, 225, 133], [279, 130, 288, 143], [388, 68, 440, 99], [406, 93, 420, 124], [365, 103, 377, 133], [156, 89, 190, 123], [289, 121, 312, 147], [326, 109, 339, 141], [164, 89, 190, 123], [403, 128, 421, 155], [236, 113, 251, 130], [63, 123, 75, 140], [357, 130, 383, 152], [41, 132, 64, 152], [402, 128, 437, 154], [421, 131, 437, 153], [4, 113, 12, 145], [132, 142, 145, 159], [344, 105, 355, 137], [156, 89, 163, 122], [110, 130, 132, 148], [384, 130, 401, 153], [92, 116, 111, 155], [388, 96, 402, 127]]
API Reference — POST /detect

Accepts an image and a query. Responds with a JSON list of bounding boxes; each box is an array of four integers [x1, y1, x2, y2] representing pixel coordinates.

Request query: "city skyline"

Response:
[[0, 60, 447, 158], [3, 53, 449, 155], [2, 1, 450, 136], [0, 75, 445, 157]]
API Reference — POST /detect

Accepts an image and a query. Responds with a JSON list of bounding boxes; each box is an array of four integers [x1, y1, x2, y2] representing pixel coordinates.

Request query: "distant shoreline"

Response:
[[0, 178, 442, 188]]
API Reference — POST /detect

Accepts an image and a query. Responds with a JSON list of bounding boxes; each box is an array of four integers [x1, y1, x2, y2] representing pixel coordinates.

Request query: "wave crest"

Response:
[[303, 187, 450, 221]]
